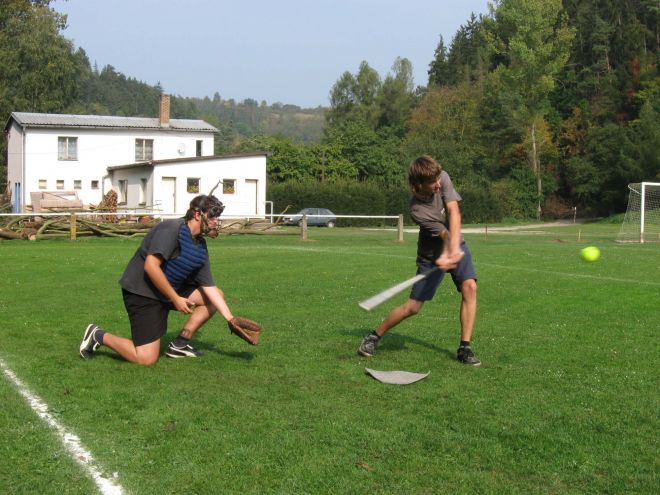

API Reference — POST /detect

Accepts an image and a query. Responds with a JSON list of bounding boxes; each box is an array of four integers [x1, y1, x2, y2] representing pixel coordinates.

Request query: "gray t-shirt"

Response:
[[409, 170, 462, 262], [119, 218, 214, 300]]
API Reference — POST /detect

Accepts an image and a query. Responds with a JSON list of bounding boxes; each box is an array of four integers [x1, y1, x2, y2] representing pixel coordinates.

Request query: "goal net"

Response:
[[616, 182, 660, 243]]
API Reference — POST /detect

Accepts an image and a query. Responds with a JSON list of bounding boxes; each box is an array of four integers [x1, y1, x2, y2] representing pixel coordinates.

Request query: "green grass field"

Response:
[[0, 224, 657, 494]]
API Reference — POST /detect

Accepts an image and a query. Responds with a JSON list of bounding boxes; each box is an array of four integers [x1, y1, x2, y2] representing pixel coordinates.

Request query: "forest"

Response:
[[1, 0, 658, 221]]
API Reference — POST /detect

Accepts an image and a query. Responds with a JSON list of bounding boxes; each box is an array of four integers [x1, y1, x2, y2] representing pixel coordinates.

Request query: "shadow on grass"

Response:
[[91, 340, 254, 362], [194, 340, 254, 360], [341, 328, 455, 360]]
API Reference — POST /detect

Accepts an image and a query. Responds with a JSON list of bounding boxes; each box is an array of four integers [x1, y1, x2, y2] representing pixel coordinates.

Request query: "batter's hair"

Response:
[[185, 195, 225, 221], [408, 155, 442, 194]]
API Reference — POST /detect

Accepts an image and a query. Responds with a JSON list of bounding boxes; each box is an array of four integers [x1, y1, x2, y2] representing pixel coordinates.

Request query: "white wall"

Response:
[[10, 125, 214, 210], [149, 156, 267, 216], [6, 122, 24, 211]]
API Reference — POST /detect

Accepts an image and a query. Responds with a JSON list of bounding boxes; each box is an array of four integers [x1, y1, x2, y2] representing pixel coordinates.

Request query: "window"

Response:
[[187, 178, 200, 194], [139, 178, 147, 205], [223, 179, 235, 194], [118, 180, 128, 204], [39, 179, 47, 190], [58, 137, 78, 160], [56, 180, 64, 190], [91, 180, 99, 190], [196, 140, 203, 157], [73, 180, 82, 190], [135, 139, 153, 161]]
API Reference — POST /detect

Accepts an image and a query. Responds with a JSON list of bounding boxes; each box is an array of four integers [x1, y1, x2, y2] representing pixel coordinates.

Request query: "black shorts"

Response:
[[409, 240, 477, 302], [122, 285, 197, 346]]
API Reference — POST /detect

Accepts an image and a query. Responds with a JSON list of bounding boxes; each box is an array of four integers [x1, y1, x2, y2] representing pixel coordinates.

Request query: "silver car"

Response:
[[283, 207, 337, 227]]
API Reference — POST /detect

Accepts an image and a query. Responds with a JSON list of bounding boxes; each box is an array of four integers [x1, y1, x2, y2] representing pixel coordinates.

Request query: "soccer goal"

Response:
[[616, 182, 660, 243]]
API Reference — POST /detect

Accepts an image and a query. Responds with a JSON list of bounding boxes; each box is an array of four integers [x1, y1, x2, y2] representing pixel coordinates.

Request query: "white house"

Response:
[[4, 95, 268, 217], [107, 154, 267, 217]]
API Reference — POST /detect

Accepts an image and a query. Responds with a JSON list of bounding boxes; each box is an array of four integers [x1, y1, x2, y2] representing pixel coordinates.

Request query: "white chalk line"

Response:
[[0, 357, 124, 495], [264, 245, 659, 287], [479, 262, 660, 287]]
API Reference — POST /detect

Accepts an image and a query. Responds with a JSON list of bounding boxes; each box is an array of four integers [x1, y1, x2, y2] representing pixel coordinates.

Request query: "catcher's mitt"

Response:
[[228, 317, 261, 345]]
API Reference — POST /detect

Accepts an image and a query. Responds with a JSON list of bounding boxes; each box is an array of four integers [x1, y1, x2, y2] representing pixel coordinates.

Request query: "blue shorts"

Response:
[[409, 241, 477, 301]]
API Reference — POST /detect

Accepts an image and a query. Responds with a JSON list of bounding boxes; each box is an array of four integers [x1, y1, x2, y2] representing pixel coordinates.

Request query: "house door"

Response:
[[245, 179, 258, 215], [161, 177, 176, 214], [13, 182, 21, 213]]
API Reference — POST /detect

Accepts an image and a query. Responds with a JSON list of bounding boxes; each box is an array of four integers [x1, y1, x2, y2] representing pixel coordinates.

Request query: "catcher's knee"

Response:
[[135, 352, 159, 366]]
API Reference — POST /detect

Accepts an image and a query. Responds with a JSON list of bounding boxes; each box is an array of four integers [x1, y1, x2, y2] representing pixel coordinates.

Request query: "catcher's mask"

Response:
[[190, 195, 224, 237]]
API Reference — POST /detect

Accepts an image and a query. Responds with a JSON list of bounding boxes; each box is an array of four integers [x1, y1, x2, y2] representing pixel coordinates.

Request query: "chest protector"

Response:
[[163, 224, 208, 289]]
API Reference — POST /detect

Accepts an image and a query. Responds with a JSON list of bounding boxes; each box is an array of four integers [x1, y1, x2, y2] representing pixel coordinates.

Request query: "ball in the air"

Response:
[[580, 246, 600, 262]]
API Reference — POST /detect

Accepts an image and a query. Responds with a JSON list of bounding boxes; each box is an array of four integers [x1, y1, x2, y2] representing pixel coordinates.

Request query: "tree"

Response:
[[0, 0, 87, 192], [428, 35, 450, 86], [323, 117, 405, 184], [445, 12, 490, 85], [0, 1, 84, 115], [628, 100, 660, 181], [326, 61, 381, 128], [406, 83, 484, 181], [377, 57, 416, 136], [488, 0, 574, 218]]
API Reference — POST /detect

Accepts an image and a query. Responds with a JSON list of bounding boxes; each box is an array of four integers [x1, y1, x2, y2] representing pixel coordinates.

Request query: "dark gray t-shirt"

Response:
[[409, 170, 462, 262], [119, 218, 214, 300]]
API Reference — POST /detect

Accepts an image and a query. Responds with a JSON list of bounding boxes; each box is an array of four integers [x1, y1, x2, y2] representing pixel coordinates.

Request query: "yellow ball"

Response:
[[580, 246, 600, 262]]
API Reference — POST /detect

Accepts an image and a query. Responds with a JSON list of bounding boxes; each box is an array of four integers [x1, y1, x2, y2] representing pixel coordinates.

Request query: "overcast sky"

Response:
[[52, 0, 491, 108]]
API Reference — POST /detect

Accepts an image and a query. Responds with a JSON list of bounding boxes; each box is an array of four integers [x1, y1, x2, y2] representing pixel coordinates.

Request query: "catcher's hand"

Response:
[[228, 317, 261, 345]]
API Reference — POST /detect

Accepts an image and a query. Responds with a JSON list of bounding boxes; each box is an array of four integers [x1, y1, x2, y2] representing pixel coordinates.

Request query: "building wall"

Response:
[[10, 126, 214, 210], [113, 155, 267, 216], [6, 122, 24, 211]]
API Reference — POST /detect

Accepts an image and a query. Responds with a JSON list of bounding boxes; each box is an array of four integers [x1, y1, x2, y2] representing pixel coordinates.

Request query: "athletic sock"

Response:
[[173, 335, 191, 347], [460, 340, 470, 348], [94, 329, 106, 346]]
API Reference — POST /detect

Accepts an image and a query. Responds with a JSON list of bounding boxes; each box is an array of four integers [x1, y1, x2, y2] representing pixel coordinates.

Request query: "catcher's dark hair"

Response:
[[408, 155, 442, 194], [185, 194, 225, 220]]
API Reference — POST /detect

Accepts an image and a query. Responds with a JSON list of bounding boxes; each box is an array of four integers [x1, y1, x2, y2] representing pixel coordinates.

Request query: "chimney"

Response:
[[159, 94, 170, 127]]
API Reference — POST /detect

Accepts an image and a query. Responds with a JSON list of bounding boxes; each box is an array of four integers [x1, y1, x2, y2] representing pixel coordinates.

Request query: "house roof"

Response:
[[6, 112, 218, 133], [106, 152, 271, 171]]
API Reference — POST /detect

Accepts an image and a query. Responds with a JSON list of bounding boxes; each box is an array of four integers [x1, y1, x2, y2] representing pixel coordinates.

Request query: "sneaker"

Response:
[[80, 324, 101, 359], [165, 341, 204, 358], [358, 333, 380, 357], [457, 346, 481, 366]]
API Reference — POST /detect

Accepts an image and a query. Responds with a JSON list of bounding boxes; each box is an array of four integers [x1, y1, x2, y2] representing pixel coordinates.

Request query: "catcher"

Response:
[[79, 194, 261, 365]]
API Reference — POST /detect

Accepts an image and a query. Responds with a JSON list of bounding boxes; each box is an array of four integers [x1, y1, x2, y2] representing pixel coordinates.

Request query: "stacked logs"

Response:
[[0, 215, 286, 240]]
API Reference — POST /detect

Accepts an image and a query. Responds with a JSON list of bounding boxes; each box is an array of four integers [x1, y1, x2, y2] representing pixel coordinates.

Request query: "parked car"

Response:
[[283, 207, 337, 227]]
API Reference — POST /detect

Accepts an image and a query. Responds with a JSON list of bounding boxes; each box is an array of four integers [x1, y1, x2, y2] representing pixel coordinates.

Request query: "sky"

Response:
[[52, 0, 492, 108]]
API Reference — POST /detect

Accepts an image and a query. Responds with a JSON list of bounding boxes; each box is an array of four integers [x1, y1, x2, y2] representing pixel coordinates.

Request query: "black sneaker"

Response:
[[165, 342, 204, 358], [457, 346, 481, 366], [80, 324, 101, 359], [358, 333, 380, 357]]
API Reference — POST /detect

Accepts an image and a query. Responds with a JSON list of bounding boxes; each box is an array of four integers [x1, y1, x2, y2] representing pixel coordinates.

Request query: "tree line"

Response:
[[2, 0, 658, 220]]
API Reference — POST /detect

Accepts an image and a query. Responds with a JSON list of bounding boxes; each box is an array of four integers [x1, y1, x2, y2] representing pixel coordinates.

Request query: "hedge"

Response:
[[267, 178, 546, 226]]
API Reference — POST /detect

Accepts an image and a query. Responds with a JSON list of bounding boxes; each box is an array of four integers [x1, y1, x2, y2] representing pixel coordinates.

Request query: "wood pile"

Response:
[[0, 215, 287, 240], [92, 190, 119, 222]]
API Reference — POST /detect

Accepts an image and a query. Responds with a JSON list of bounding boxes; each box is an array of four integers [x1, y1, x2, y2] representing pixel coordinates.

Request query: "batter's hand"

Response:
[[435, 250, 464, 271]]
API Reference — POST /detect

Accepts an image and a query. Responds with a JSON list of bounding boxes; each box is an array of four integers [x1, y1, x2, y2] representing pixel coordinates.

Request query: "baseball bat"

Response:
[[358, 267, 441, 311]]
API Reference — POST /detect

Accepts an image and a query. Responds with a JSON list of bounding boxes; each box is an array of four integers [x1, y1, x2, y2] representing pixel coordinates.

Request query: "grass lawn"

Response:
[[0, 223, 657, 494]]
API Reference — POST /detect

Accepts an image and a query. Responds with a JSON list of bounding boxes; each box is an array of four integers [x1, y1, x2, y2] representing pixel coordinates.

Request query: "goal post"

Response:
[[616, 182, 660, 243]]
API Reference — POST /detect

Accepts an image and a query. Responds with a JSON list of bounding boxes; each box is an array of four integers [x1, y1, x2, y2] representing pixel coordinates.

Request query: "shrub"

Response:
[[268, 179, 397, 226]]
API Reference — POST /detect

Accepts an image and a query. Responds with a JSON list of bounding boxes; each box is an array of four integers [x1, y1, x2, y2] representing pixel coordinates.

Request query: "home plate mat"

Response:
[[365, 368, 430, 385]]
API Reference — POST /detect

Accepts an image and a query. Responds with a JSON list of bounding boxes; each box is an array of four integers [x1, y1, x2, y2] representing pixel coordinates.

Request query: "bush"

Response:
[[457, 180, 503, 223], [268, 179, 401, 227]]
